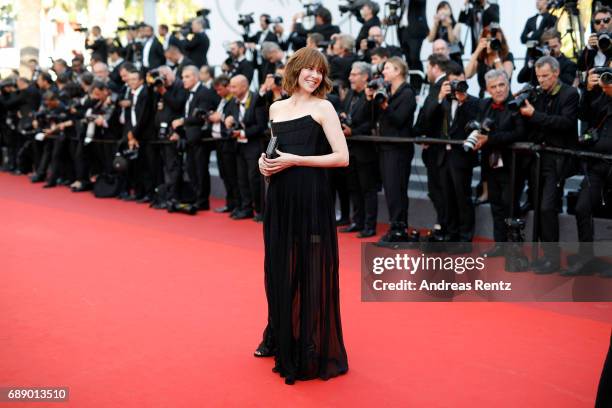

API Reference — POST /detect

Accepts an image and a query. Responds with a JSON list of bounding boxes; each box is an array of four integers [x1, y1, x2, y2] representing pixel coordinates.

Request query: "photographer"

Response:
[[472, 70, 525, 255], [85, 26, 108, 63], [289, 6, 340, 51], [244, 14, 283, 65], [257, 41, 286, 87], [354, 1, 381, 49], [178, 18, 210, 68], [427, 1, 463, 61], [164, 45, 194, 79], [415, 53, 451, 241], [459, 0, 500, 53], [150, 66, 187, 203], [140, 24, 166, 71], [121, 69, 156, 202], [359, 26, 403, 63], [226, 41, 255, 83], [520, 0, 557, 45], [366, 57, 417, 244], [577, 6, 612, 72], [339, 61, 378, 238], [520, 56, 579, 273], [327, 34, 359, 84], [31, 90, 75, 188], [564, 66, 612, 277], [210, 75, 240, 215], [465, 24, 515, 98], [108, 46, 126, 86], [224, 75, 267, 221], [171, 65, 220, 210], [518, 29, 577, 87], [419, 61, 480, 245], [397, 0, 428, 90]]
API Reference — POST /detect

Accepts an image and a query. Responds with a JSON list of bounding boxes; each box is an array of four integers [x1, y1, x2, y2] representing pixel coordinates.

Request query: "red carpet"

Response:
[[0, 172, 610, 407]]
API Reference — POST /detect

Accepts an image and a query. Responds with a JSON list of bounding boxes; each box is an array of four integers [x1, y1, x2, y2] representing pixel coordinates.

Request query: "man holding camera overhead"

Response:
[[171, 66, 220, 211], [564, 65, 612, 277], [519, 56, 579, 274], [471, 69, 525, 254]]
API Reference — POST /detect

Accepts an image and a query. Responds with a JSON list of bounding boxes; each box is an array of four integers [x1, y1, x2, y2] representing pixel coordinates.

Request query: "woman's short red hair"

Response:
[[282, 47, 332, 98]]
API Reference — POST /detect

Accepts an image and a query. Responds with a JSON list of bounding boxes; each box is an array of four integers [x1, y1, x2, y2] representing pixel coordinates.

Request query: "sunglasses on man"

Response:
[[594, 17, 611, 25]]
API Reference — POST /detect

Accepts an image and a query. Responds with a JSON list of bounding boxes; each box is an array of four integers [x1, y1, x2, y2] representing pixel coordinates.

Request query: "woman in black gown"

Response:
[[256, 47, 350, 385]]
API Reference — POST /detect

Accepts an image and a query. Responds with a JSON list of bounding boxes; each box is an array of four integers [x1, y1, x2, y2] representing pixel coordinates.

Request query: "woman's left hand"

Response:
[[262, 149, 301, 174]]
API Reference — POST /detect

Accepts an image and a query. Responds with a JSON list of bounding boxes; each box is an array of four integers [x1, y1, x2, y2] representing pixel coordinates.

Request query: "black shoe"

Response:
[[532, 258, 560, 274], [254, 343, 276, 357], [214, 206, 233, 213], [561, 257, 595, 277], [71, 183, 92, 192], [195, 201, 210, 211], [253, 213, 264, 223], [357, 228, 376, 238], [60, 179, 72, 186], [136, 195, 151, 203], [30, 174, 45, 183], [378, 229, 410, 244], [232, 209, 254, 220], [336, 218, 350, 227], [339, 223, 363, 233], [119, 192, 136, 201], [43, 182, 57, 189], [482, 245, 505, 257]]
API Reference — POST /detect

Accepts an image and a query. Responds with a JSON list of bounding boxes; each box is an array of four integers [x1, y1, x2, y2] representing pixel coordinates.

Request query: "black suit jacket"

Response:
[[109, 60, 125, 85], [225, 92, 267, 155], [175, 56, 194, 78], [478, 97, 526, 170], [526, 82, 579, 149], [343, 89, 375, 162], [182, 32, 209, 68], [86, 37, 109, 62], [144, 37, 166, 70], [232, 58, 255, 84], [520, 13, 557, 44], [398, 0, 428, 38], [183, 83, 220, 143], [125, 86, 155, 141], [329, 53, 359, 83], [371, 82, 416, 150]]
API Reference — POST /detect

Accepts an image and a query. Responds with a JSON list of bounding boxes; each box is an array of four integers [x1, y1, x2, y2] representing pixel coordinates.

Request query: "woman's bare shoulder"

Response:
[[269, 99, 287, 120]]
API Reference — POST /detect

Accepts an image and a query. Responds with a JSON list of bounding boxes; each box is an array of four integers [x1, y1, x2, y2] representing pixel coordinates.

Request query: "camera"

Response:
[[238, 13, 254, 28], [597, 32, 611, 52], [303, 2, 323, 17], [158, 122, 170, 140], [367, 78, 389, 104], [338, 0, 361, 16], [508, 84, 541, 112], [384, 0, 401, 26], [147, 69, 166, 88], [526, 40, 550, 60], [593, 67, 612, 85], [222, 120, 243, 139], [463, 118, 495, 151], [273, 74, 283, 87], [113, 148, 139, 173], [447, 80, 468, 100], [366, 37, 377, 49], [488, 23, 502, 52], [340, 113, 352, 127]]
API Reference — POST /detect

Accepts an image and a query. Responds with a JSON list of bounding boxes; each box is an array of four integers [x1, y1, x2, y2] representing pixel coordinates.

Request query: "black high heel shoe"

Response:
[[254, 343, 275, 357]]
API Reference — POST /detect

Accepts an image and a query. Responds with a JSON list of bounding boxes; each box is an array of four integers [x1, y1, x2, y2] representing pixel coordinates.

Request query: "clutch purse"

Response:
[[265, 134, 278, 159]]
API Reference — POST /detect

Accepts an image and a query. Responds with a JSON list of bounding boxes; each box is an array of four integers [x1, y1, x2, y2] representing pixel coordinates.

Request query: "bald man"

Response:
[[223, 74, 267, 221], [171, 65, 220, 210]]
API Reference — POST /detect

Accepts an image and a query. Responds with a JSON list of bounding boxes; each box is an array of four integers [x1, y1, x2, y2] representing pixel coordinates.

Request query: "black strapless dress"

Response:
[[262, 114, 349, 383]]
